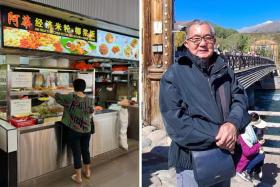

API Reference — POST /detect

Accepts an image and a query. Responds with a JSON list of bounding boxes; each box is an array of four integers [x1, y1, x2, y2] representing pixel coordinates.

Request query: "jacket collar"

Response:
[[176, 47, 227, 76]]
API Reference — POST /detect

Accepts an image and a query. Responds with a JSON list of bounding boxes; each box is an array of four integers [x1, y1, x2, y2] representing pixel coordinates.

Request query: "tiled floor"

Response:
[[21, 150, 139, 187]]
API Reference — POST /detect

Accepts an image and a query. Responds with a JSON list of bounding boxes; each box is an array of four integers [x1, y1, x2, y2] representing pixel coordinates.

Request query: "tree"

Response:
[[256, 46, 273, 58], [214, 25, 237, 39], [174, 31, 186, 49], [216, 33, 252, 53], [238, 34, 251, 52], [173, 24, 253, 53]]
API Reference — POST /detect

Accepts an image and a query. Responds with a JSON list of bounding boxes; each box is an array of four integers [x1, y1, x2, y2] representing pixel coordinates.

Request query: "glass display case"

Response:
[[0, 57, 95, 127], [128, 67, 138, 101]]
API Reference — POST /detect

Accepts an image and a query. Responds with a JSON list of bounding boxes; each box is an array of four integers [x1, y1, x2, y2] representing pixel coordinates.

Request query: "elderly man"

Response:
[[159, 20, 251, 187]]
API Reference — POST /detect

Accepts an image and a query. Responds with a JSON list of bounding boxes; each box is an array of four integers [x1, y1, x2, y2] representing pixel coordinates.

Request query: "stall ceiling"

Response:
[[29, 0, 139, 30], [0, 0, 139, 37]]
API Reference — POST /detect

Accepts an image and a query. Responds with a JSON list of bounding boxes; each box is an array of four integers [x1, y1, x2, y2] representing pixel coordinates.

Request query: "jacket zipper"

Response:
[[208, 65, 227, 110], [209, 65, 228, 122], [208, 78, 214, 99], [208, 72, 224, 100]]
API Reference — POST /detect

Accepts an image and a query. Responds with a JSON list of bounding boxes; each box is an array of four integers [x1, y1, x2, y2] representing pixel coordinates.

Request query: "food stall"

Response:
[[0, 6, 139, 186]]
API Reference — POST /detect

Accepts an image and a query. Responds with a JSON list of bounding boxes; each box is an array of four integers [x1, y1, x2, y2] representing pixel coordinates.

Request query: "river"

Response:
[[254, 89, 280, 148]]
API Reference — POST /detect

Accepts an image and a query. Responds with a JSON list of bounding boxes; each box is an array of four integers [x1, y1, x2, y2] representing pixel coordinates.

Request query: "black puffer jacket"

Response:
[[159, 48, 250, 170]]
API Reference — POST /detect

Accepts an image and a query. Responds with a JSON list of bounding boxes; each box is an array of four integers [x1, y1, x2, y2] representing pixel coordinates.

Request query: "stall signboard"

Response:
[[1, 6, 96, 42], [1, 6, 139, 61]]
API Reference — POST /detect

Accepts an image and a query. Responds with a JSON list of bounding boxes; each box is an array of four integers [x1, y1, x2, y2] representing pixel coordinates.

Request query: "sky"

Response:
[[175, 0, 280, 30]]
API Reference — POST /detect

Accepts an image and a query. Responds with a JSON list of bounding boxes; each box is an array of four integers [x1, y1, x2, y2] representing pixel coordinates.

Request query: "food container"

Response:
[[43, 58, 57, 67], [36, 117, 44, 124], [29, 58, 41, 67], [112, 65, 128, 71], [57, 58, 70, 68], [10, 116, 37, 127], [6, 55, 20, 65], [33, 73, 45, 89]]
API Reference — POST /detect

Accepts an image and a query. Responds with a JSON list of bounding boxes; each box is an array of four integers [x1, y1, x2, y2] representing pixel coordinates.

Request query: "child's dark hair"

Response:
[[250, 112, 259, 121], [73, 79, 86, 92]]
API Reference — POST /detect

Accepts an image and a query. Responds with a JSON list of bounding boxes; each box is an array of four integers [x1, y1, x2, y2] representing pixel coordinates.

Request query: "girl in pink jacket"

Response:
[[236, 124, 265, 182]]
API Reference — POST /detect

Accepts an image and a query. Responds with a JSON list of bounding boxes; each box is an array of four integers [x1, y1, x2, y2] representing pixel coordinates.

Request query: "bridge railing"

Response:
[[249, 110, 280, 154], [221, 55, 275, 70]]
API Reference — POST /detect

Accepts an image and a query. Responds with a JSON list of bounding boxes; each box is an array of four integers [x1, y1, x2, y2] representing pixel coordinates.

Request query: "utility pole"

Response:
[[142, 0, 174, 128]]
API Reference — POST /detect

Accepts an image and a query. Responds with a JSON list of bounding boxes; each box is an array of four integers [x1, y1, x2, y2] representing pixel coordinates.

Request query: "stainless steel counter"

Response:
[[6, 110, 119, 183], [128, 105, 139, 140], [18, 109, 117, 133]]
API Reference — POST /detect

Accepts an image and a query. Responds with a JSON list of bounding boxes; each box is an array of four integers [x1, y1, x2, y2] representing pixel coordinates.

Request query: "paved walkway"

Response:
[[232, 153, 280, 187], [142, 146, 280, 187], [142, 125, 280, 187]]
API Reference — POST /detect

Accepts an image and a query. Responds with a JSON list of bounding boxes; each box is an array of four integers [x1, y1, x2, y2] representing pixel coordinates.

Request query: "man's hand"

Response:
[[215, 122, 237, 152], [41, 90, 55, 97]]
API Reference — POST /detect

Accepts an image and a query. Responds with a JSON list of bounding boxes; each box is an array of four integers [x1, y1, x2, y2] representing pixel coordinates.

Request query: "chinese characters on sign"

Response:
[[1, 6, 139, 61], [2, 7, 96, 42]]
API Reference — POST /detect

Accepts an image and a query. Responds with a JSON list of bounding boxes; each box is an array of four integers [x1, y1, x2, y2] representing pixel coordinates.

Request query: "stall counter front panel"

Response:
[[16, 110, 119, 182]]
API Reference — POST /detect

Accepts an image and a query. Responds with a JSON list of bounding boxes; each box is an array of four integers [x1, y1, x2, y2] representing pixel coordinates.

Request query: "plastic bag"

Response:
[[119, 108, 128, 150]]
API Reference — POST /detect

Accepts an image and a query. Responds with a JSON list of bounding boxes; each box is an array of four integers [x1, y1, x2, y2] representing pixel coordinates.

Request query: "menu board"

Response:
[[95, 30, 139, 61], [10, 99, 31, 116], [11, 72, 32, 88], [1, 6, 139, 61]]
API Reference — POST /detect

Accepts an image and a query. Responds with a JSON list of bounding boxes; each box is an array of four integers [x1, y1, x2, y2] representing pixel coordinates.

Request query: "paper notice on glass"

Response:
[[57, 73, 70, 87], [77, 73, 93, 88], [0, 73, 7, 86], [10, 99, 31, 116], [11, 72, 32, 88]]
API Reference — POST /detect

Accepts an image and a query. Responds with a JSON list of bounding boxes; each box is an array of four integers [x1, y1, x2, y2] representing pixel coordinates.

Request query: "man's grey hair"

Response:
[[185, 20, 215, 39]]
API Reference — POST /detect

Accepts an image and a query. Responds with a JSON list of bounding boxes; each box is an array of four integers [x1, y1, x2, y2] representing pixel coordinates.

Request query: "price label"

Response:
[[10, 99, 31, 116], [77, 73, 93, 88], [11, 72, 32, 88], [57, 73, 70, 86], [0, 70, 7, 86]]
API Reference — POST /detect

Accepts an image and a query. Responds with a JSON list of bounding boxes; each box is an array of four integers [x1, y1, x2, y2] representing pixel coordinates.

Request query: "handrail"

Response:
[[248, 111, 280, 127], [248, 110, 280, 116], [221, 55, 275, 70], [248, 110, 280, 154], [175, 51, 276, 71], [265, 122, 280, 128]]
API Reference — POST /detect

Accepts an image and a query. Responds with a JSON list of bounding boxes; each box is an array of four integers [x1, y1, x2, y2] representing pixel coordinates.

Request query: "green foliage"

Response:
[[247, 33, 277, 58], [214, 25, 237, 39], [173, 24, 253, 53], [174, 31, 186, 49], [215, 28, 252, 53]]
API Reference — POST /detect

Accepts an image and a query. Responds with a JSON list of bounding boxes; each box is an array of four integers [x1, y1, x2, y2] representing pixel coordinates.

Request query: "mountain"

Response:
[[174, 21, 225, 31], [238, 21, 280, 33], [174, 21, 191, 31]]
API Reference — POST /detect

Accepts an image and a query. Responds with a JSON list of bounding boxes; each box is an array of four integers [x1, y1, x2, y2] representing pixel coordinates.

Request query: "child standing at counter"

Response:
[[45, 78, 94, 184]]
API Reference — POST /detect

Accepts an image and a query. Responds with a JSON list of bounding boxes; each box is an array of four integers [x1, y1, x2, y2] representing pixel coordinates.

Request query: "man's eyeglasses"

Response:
[[187, 35, 215, 45]]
